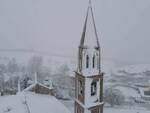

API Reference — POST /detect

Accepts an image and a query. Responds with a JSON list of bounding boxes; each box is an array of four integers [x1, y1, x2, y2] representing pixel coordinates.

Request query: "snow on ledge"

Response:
[[75, 99, 103, 109]]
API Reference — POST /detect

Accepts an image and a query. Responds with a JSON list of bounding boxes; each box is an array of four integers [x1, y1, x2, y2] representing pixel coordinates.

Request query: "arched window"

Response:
[[92, 55, 95, 68], [86, 55, 89, 68], [96, 53, 99, 69], [78, 80, 83, 95], [91, 81, 97, 96]]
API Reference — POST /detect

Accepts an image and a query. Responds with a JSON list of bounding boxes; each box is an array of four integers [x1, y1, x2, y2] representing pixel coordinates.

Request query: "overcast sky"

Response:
[[0, 0, 150, 63]]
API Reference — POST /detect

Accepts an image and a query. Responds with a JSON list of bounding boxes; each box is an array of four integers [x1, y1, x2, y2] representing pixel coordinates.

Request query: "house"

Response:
[[23, 82, 53, 95], [139, 86, 150, 101], [22, 72, 53, 95]]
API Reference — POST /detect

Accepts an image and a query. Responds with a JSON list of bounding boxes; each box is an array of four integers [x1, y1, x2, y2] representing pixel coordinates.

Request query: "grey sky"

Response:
[[0, 0, 150, 63]]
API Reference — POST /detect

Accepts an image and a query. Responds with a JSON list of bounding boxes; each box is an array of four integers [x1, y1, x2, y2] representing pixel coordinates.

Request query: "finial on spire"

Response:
[[88, 0, 92, 7]]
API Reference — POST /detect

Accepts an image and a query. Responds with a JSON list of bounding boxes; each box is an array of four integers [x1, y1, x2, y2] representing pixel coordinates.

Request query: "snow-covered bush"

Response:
[[3, 106, 12, 113], [104, 87, 125, 107], [54, 87, 70, 100]]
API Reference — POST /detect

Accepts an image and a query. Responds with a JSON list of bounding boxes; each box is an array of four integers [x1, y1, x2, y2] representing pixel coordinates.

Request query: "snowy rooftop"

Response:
[[23, 82, 53, 92], [0, 92, 71, 113]]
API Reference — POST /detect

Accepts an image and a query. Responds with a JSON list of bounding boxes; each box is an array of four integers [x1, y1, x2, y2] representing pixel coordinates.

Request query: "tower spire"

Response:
[[80, 0, 100, 48], [75, 1, 104, 113], [78, 0, 101, 73]]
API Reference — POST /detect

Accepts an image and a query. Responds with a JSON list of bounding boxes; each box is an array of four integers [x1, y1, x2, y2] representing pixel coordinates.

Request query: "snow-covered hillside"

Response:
[[113, 64, 150, 75], [110, 64, 150, 86]]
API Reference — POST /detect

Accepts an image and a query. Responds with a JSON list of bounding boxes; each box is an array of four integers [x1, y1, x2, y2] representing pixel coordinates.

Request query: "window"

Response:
[[91, 81, 97, 96], [79, 80, 83, 95], [92, 55, 95, 68], [79, 58, 82, 71], [86, 55, 89, 68], [96, 53, 99, 69]]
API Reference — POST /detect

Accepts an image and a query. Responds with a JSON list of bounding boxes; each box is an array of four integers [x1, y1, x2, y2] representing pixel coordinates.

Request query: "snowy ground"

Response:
[[114, 86, 140, 98], [61, 100, 150, 113], [104, 107, 150, 113]]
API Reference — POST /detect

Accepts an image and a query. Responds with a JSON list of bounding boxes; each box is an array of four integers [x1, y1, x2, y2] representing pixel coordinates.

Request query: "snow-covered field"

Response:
[[113, 64, 150, 75], [114, 86, 140, 98]]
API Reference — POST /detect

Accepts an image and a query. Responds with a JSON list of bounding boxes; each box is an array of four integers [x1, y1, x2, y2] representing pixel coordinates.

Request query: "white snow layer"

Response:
[[0, 92, 70, 113]]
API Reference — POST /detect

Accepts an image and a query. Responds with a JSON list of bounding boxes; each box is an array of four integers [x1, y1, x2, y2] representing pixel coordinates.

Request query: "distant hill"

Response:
[[113, 64, 150, 75]]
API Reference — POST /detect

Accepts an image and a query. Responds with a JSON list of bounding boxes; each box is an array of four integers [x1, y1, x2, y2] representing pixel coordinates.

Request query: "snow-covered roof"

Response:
[[139, 87, 150, 98], [0, 92, 71, 113], [23, 82, 53, 92]]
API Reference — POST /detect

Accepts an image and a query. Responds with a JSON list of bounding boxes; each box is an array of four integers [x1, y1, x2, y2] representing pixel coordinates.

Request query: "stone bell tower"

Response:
[[74, 0, 104, 113]]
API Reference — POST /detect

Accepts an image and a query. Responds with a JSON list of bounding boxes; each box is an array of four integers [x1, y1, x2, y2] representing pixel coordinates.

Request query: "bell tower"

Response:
[[75, 0, 104, 113]]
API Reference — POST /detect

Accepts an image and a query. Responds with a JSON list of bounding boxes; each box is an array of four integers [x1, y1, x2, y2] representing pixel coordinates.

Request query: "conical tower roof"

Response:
[[80, 0, 100, 48]]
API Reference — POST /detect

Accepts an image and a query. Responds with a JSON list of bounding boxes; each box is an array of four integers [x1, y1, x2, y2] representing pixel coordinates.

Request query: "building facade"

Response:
[[75, 1, 104, 113]]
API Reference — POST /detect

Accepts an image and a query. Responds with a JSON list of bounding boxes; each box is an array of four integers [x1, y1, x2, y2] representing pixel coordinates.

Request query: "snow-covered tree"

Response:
[[0, 64, 6, 94], [104, 87, 125, 107], [53, 64, 71, 99], [0, 73, 4, 95], [20, 74, 31, 90]]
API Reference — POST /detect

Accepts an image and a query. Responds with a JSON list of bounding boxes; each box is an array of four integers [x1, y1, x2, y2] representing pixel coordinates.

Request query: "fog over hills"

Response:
[[0, 0, 150, 64]]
